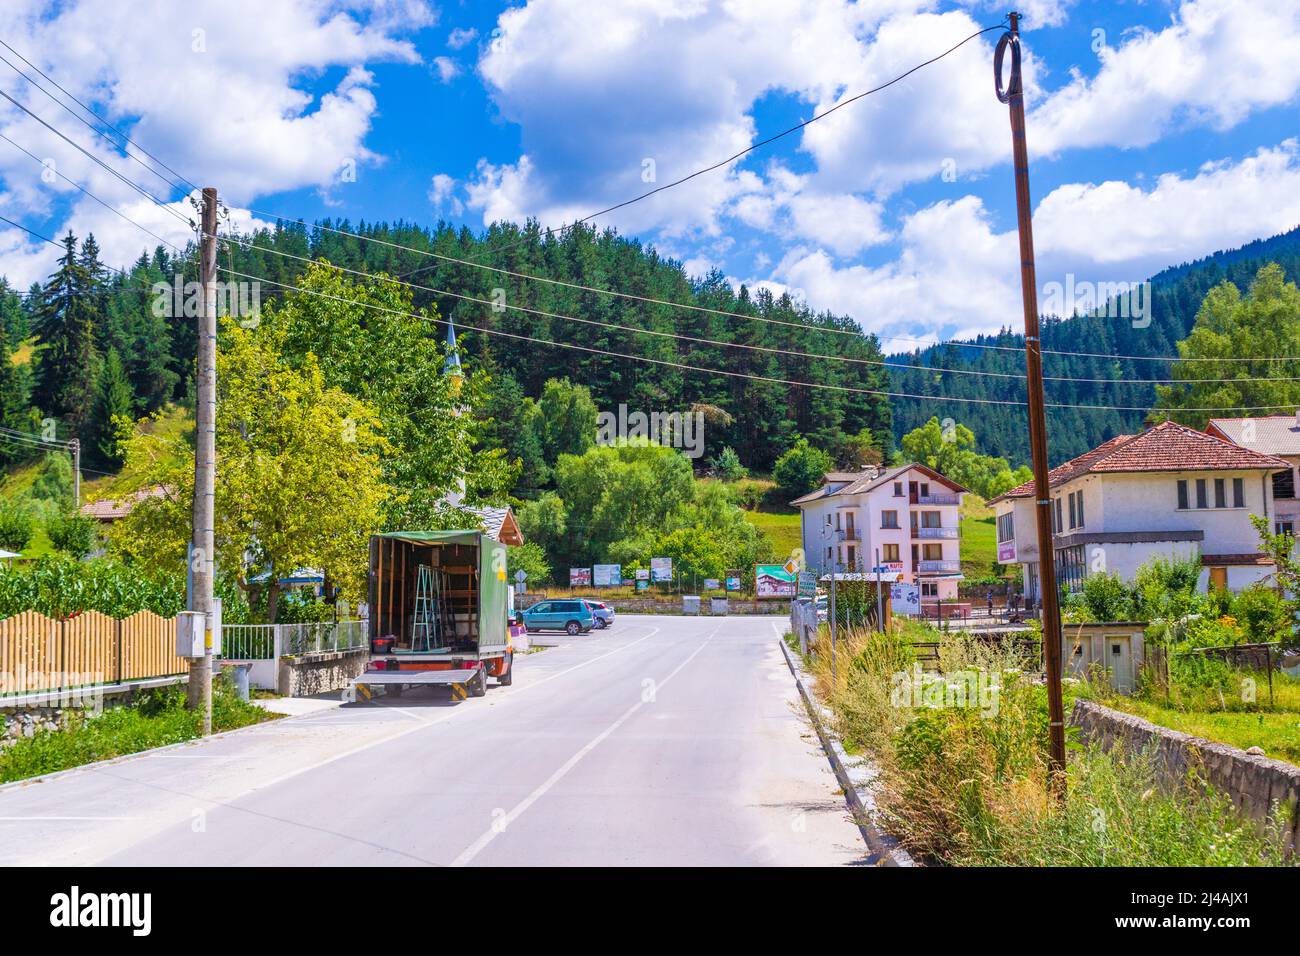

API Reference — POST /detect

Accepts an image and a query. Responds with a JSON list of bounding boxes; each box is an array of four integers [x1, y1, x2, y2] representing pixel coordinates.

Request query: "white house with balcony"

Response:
[[791, 463, 969, 603], [988, 421, 1289, 602]]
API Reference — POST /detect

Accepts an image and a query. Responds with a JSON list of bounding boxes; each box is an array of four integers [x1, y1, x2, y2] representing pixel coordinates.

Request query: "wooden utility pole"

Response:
[[187, 186, 218, 735], [995, 13, 1066, 790]]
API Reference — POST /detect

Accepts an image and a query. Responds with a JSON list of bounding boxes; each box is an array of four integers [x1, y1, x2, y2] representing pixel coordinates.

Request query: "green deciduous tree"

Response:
[[1155, 264, 1300, 428]]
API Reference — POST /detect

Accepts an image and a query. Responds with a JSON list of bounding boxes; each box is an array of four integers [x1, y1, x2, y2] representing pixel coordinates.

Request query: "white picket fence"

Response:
[[221, 619, 368, 689]]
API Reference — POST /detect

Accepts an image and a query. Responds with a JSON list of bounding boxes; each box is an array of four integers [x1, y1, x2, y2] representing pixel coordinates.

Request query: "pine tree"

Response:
[[90, 347, 133, 468], [33, 232, 101, 436]]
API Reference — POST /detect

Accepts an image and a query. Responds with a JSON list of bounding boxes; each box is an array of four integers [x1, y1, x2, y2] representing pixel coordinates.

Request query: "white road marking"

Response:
[[449, 621, 722, 867]]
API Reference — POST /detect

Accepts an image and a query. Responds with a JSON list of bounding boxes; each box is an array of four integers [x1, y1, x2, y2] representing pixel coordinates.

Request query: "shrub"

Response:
[[0, 499, 33, 552], [46, 510, 98, 558], [1231, 585, 1292, 645], [708, 446, 749, 482]]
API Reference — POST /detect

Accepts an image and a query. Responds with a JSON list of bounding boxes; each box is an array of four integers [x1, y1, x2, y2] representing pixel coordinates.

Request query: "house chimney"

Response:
[[1294, 407, 1300, 428]]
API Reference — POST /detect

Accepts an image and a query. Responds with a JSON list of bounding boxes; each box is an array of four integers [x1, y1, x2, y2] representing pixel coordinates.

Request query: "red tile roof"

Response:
[[988, 421, 1290, 504]]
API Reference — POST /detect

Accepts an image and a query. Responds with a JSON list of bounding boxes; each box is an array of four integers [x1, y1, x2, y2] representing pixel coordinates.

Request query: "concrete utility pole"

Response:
[[69, 438, 80, 507], [187, 186, 218, 734], [995, 13, 1066, 790]]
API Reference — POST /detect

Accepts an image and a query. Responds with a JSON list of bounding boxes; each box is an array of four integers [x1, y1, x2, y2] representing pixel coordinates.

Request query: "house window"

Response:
[[893, 482, 903, 497], [921, 511, 941, 528], [846, 546, 856, 568], [997, 512, 1014, 542], [826, 514, 832, 525], [1053, 498, 1063, 533], [1214, 478, 1226, 509], [921, 581, 938, 598], [1233, 477, 1244, 508], [911, 544, 919, 565], [1068, 493, 1077, 529], [1177, 479, 1189, 510], [826, 547, 832, 559], [923, 544, 943, 561], [1076, 491, 1084, 527], [1195, 479, 1208, 509], [920, 483, 930, 498], [881, 510, 899, 529], [1277, 520, 1295, 537], [883, 543, 900, 562], [1274, 469, 1296, 501]]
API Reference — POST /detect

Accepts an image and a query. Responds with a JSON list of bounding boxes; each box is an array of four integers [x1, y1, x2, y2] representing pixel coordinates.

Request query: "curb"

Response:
[[0, 698, 321, 795], [778, 636, 914, 867]]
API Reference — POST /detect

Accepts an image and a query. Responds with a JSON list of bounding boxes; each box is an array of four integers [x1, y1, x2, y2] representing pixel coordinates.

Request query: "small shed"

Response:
[[1063, 622, 1146, 694]]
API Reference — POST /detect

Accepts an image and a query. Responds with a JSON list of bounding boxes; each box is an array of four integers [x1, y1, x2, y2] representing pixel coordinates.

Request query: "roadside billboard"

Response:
[[796, 571, 816, 599], [755, 564, 797, 599], [634, 568, 650, 580], [593, 564, 621, 587], [725, 576, 741, 592], [703, 578, 720, 591], [650, 557, 673, 583], [569, 567, 592, 587]]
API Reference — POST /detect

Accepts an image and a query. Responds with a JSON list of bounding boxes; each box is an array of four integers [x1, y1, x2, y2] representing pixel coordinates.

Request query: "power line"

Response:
[[400, 22, 1009, 274], [219, 262, 1300, 415], [0, 46, 188, 197], [0, 129, 185, 253], [0, 82, 191, 228], [220, 231, 1300, 388]]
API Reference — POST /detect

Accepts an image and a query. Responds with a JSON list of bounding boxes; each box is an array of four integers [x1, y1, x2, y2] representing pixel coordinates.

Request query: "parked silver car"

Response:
[[582, 599, 616, 629]]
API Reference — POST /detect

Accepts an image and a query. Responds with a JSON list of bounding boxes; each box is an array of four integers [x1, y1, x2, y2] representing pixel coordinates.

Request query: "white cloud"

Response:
[[766, 142, 1300, 344], [0, 0, 430, 273], [432, 56, 461, 83], [427, 172, 463, 216], [1031, 0, 1300, 155], [447, 27, 478, 50]]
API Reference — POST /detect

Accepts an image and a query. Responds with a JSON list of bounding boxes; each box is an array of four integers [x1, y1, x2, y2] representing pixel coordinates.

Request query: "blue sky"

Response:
[[1, 0, 1298, 349]]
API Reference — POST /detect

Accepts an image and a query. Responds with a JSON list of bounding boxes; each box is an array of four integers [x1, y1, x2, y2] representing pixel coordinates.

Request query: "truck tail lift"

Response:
[[351, 530, 523, 702]]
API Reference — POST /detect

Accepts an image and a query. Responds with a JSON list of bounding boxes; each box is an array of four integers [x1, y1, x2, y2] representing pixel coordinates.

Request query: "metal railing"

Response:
[[221, 619, 369, 660], [913, 527, 958, 539], [918, 559, 962, 572], [917, 493, 960, 505]]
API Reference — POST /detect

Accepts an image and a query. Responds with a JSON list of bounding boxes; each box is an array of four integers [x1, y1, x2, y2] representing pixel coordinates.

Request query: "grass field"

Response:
[[743, 508, 801, 560]]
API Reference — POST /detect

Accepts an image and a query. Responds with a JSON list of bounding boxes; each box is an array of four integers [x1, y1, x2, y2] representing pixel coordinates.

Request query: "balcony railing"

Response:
[[836, 528, 860, 541], [913, 527, 958, 539], [918, 559, 961, 573], [917, 493, 960, 505]]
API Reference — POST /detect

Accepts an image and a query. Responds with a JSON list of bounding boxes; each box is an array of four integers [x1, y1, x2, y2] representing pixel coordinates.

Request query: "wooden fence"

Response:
[[0, 610, 189, 697]]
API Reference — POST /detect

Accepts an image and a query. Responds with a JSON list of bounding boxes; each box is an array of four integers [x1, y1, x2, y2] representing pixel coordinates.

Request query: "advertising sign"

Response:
[[703, 578, 720, 591], [796, 570, 817, 599], [725, 576, 741, 592], [755, 564, 797, 599], [890, 582, 921, 616], [636, 579, 649, 591], [997, 540, 1017, 563], [634, 568, 650, 580], [593, 564, 621, 587], [569, 567, 592, 587], [650, 557, 673, 583]]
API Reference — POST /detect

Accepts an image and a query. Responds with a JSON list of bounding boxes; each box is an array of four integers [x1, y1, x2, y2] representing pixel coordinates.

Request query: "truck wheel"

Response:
[[497, 652, 514, 686], [565, 620, 581, 635], [470, 667, 487, 697]]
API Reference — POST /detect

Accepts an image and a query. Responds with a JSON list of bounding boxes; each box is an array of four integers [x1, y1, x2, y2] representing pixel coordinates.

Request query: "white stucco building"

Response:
[[791, 463, 968, 602], [988, 421, 1289, 601]]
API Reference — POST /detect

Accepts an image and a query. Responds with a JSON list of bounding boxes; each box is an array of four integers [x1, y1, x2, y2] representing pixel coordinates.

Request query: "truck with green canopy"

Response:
[[352, 530, 517, 701]]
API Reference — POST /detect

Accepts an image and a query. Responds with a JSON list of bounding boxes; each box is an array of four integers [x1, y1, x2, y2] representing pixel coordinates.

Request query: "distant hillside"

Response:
[[888, 225, 1300, 465]]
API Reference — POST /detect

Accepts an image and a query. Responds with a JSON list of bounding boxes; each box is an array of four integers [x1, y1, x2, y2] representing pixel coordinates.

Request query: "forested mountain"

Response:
[[2, 218, 1299, 476], [889, 226, 1300, 465]]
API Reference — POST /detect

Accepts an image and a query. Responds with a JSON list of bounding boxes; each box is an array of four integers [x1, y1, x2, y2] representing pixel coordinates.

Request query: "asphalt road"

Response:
[[0, 615, 867, 866]]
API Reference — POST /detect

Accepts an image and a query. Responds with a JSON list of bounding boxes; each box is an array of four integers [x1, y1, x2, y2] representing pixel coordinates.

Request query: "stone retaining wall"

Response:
[[1071, 698, 1300, 847], [278, 648, 370, 697], [1, 677, 187, 748]]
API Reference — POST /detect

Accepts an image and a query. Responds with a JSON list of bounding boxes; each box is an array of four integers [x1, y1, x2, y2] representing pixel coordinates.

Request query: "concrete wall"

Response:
[[1071, 698, 1300, 848], [277, 649, 369, 697]]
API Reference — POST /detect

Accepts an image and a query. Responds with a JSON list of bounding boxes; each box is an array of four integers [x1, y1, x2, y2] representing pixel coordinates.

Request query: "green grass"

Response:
[[1100, 671, 1300, 766], [743, 508, 801, 560], [0, 678, 275, 783]]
